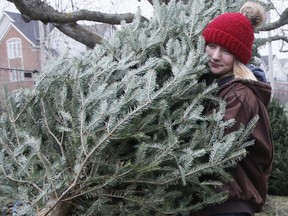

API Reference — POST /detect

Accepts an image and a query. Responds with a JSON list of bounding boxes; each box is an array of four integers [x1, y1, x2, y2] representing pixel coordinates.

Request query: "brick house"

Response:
[[0, 11, 116, 89], [0, 11, 41, 93], [0, 10, 116, 112]]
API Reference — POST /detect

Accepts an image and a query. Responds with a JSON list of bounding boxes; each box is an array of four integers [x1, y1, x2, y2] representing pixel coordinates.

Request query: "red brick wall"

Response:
[[0, 26, 40, 93]]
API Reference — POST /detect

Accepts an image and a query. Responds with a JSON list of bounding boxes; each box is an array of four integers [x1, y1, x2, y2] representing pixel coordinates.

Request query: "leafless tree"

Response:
[[5, 0, 288, 51]]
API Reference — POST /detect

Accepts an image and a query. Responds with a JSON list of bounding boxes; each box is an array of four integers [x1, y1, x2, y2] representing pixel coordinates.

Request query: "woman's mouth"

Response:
[[209, 62, 222, 68]]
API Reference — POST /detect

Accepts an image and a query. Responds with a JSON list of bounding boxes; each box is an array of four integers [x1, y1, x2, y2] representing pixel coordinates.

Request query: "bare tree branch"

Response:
[[145, 0, 170, 5], [267, 35, 288, 43], [279, 48, 288, 53], [146, 0, 189, 5], [55, 23, 104, 48], [257, 35, 288, 44], [6, 0, 146, 48], [256, 35, 288, 55], [5, 0, 288, 50], [8, 0, 141, 24], [259, 8, 288, 31]]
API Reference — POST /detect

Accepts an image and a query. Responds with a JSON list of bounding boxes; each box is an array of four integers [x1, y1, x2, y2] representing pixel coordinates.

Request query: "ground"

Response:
[[256, 196, 288, 216]]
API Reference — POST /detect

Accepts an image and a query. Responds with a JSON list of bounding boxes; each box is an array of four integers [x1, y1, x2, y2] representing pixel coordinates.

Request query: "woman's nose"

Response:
[[211, 47, 221, 60]]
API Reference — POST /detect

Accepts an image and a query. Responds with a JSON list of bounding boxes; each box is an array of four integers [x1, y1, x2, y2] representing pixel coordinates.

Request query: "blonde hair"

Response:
[[233, 59, 257, 81]]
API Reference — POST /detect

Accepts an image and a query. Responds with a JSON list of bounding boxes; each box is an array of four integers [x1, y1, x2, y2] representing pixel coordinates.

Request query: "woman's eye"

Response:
[[223, 49, 232, 55], [207, 44, 216, 49]]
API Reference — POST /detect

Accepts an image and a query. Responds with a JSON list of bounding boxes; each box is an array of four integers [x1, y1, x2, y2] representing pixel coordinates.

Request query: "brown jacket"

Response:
[[194, 77, 273, 215]]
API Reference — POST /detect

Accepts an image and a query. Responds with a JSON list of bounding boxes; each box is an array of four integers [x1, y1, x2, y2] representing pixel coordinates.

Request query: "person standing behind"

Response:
[[194, 2, 274, 216]]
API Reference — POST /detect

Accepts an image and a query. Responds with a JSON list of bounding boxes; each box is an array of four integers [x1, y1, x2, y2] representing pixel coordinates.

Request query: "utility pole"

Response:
[[267, 11, 274, 96], [39, 21, 46, 71]]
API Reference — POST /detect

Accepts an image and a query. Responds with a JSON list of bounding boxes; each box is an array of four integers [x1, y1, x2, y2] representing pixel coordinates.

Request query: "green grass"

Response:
[[256, 196, 288, 216]]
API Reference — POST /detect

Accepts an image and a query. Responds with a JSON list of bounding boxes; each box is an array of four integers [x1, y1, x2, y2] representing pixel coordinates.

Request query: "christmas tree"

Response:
[[267, 99, 288, 196], [0, 1, 257, 215]]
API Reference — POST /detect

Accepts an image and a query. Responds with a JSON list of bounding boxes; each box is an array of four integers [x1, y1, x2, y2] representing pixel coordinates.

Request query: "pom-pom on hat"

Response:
[[202, 2, 265, 65]]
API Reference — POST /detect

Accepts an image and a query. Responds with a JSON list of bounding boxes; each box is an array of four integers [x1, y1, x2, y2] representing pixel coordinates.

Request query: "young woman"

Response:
[[195, 2, 273, 216]]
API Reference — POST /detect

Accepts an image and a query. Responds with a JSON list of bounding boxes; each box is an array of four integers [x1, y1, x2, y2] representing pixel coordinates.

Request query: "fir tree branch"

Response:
[[40, 99, 65, 158], [103, 193, 164, 204], [123, 148, 246, 187], [79, 90, 88, 156], [61, 166, 134, 201], [0, 137, 25, 169], [3, 89, 35, 124], [0, 1, 258, 214], [40, 74, 180, 215], [5, 98, 20, 147], [2, 166, 42, 193]]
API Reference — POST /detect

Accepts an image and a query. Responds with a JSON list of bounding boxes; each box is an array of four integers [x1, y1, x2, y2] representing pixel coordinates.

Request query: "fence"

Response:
[[273, 81, 288, 104]]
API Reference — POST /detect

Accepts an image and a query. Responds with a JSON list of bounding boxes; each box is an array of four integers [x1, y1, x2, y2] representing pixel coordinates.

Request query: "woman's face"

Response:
[[205, 44, 234, 78]]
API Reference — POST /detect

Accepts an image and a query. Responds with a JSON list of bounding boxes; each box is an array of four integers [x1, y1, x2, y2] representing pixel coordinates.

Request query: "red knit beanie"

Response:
[[202, 12, 254, 65]]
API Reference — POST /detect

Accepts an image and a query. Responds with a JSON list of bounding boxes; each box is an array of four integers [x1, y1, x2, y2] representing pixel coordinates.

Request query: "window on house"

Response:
[[9, 69, 24, 81], [7, 38, 22, 59], [24, 72, 32, 78]]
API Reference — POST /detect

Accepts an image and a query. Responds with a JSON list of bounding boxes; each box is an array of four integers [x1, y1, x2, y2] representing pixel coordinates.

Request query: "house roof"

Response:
[[279, 58, 288, 68], [261, 55, 288, 68], [261, 55, 276, 67], [4, 11, 40, 46]]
